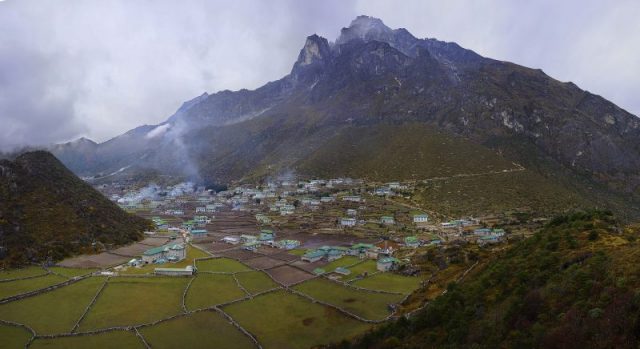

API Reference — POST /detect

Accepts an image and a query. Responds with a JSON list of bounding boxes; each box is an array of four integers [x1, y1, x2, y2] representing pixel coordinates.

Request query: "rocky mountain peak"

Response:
[[295, 34, 331, 67], [336, 16, 394, 45]]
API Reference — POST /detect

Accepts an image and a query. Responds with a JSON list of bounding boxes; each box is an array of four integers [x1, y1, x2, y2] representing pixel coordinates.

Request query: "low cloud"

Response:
[[0, 0, 638, 150]]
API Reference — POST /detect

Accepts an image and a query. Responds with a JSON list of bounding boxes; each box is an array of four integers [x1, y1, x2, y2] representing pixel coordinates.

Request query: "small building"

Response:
[[341, 218, 357, 227], [342, 196, 361, 202], [240, 234, 257, 244], [222, 236, 240, 245], [154, 266, 194, 276], [473, 228, 493, 236], [190, 229, 208, 237], [243, 241, 260, 251], [255, 214, 271, 224], [380, 216, 395, 225], [349, 243, 375, 257], [320, 196, 335, 203], [280, 205, 295, 216], [258, 230, 276, 244], [404, 236, 420, 248], [377, 257, 400, 272], [142, 243, 185, 264], [313, 268, 326, 275], [277, 240, 300, 250], [302, 250, 325, 263], [346, 209, 357, 217], [334, 267, 351, 276], [413, 214, 429, 224]]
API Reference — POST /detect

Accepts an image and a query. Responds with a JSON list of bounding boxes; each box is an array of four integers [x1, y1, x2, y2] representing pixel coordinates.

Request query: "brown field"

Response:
[[218, 249, 258, 261], [58, 252, 128, 268], [265, 265, 315, 286], [138, 237, 172, 247], [290, 260, 328, 273], [243, 256, 286, 270], [269, 251, 299, 262]]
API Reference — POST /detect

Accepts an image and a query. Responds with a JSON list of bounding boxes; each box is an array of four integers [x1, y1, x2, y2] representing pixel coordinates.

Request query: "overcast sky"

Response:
[[0, 0, 638, 150]]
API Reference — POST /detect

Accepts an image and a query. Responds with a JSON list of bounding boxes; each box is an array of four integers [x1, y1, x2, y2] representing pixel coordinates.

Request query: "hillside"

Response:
[[0, 151, 152, 266], [334, 211, 640, 349], [50, 16, 640, 218]]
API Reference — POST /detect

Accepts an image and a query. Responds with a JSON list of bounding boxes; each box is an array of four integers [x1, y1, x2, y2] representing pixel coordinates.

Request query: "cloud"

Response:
[[0, 0, 638, 150]]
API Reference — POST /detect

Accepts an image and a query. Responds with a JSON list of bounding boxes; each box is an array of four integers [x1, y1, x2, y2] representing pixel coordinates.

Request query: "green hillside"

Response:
[[297, 124, 517, 181], [0, 151, 152, 266], [336, 210, 640, 348]]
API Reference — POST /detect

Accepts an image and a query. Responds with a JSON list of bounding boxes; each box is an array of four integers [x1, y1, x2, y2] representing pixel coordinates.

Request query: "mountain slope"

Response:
[[0, 151, 152, 266], [335, 211, 640, 349], [51, 16, 640, 218]]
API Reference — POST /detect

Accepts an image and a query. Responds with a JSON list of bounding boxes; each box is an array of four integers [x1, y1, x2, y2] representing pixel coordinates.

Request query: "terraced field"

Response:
[[0, 249, 420, 348]]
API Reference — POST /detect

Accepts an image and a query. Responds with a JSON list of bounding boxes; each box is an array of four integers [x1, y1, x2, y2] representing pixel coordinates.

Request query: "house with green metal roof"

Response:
[[377, 257, 401, 272], [380, 216, 395, 225], [277, 240, 300, 250], [334, 267, 351, 276], [190, 229, 207, 237], [142, 243, 185, 264], [302, 250, 325, 263], [404, 236, 420, 248]]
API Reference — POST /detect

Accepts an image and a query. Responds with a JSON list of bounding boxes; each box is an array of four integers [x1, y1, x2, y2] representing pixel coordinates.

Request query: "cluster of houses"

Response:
[[137, 243, 186, 265], [220, 230, 301, 252], [473, 228, 506, 245], [301, 243, 402, 272]]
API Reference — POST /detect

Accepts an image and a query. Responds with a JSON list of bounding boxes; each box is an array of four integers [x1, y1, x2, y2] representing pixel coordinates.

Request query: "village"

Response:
[[0, 176, 544, 349], [93, 176, 515, 278]]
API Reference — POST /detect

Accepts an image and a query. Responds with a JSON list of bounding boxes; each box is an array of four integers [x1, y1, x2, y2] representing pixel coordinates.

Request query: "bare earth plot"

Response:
[[243, 256, 287, 270], [219, 249, 258, 261], [265, 265, 314, 286], [57, 252, 128, 268]]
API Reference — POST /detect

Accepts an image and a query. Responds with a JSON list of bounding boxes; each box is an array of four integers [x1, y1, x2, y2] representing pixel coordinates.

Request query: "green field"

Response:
[[0, 266, 48, 281], [224, 290, 370, 349], [0, 277, 105, 334], [185, 274, 246, 310], [353, 273, 423, 294], [323, 256, 362, 271], [195, 258, 252, 273], [48, 267, 98, 278], [0, 324, 31, 349], [0, 274, 68, 300], [78, 277, 187, 330], [341, 260, 378, 281], [294, 278, 404, 321], [235, 271, 279, 295], [30, 330, 143, 349], [141, 311, 255, 349]]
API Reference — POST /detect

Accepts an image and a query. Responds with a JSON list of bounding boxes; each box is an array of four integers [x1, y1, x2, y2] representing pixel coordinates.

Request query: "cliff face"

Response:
[[0, 151, 151, 266]]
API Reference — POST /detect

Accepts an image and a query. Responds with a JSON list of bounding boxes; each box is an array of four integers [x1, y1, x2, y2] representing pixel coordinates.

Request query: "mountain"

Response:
[[51, 16, 640, 218], [334, 210, 640, 349], [0, 151, 152, 266]]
